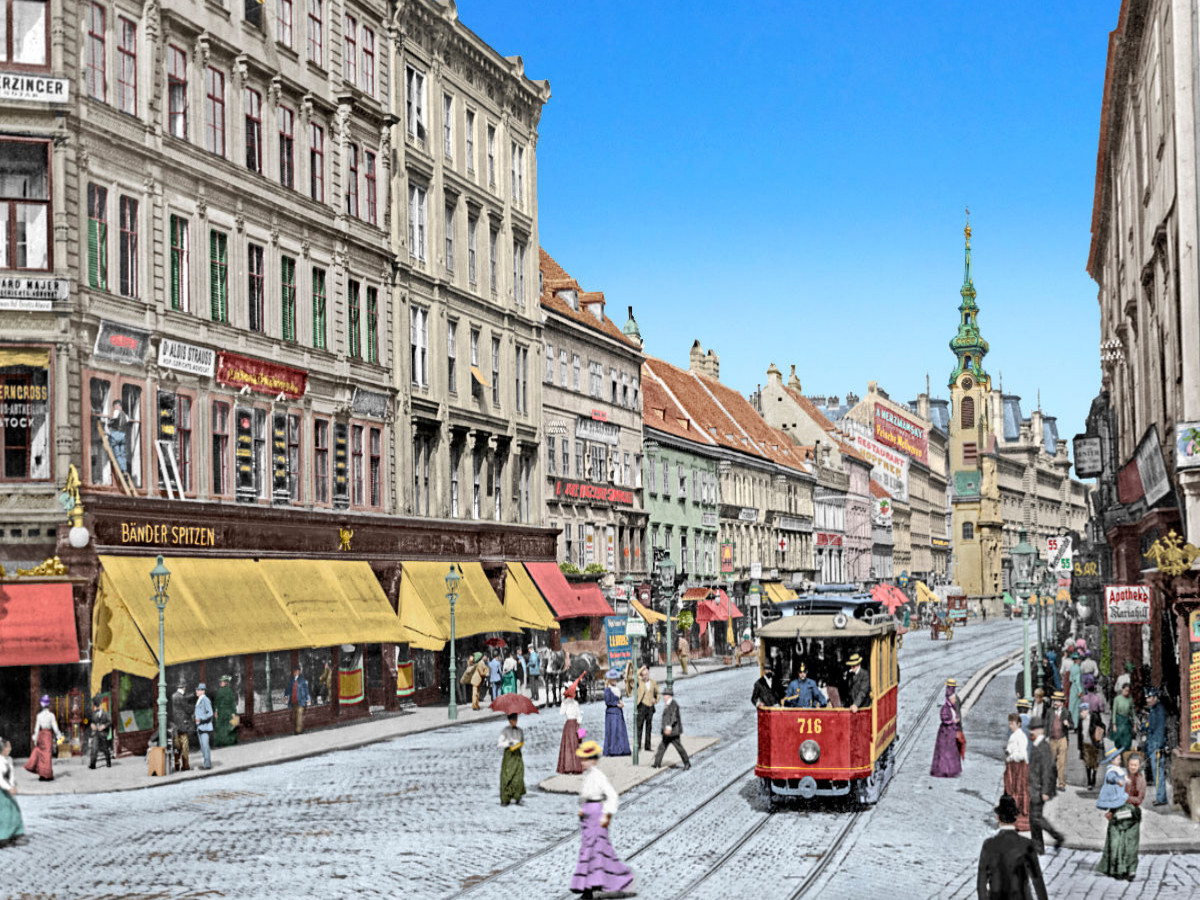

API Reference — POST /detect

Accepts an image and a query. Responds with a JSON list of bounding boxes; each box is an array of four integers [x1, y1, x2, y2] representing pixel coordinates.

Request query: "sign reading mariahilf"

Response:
[[1104, 585, 1152, 625]]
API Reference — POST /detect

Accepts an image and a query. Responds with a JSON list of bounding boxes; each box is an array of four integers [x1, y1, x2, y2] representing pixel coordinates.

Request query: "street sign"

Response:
[[1047, 536, 1073, 573], [750, 561, 762, 580], [626, 615, 646, 637]]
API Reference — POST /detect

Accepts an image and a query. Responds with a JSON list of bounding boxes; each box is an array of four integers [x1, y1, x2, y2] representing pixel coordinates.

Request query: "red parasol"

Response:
[[871, 583, 908, 615], [490, 693, 539, 715], [484, 637, 507, 648]]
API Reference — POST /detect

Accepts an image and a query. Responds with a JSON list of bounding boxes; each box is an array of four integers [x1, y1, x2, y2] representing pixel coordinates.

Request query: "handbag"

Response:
[[229, 714, 240, 729]]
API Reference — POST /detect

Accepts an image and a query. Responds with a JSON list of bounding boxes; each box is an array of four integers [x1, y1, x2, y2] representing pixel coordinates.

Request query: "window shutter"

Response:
[[169, 218, 180, 309], [88, 218, 100, 288]]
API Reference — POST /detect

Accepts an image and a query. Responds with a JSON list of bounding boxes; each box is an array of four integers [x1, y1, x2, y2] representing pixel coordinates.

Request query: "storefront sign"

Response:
[[849, 428, 910, 502], [553, 478, 633, 506], [776, 515, 813, 532], [1190, 655, 1200, 752], [720, 543, 734, 573], [0, 276, 68, 310], [0, 73, 70, 103], [575, 416, 619, 446], [873, 405, 928, 466], [738, 507, 759, 523], [217, 351, 307, 399], [1118, 426, 1170, 507], [1073, 433, 1104, 478], [351, 387, 389, 419], [750, 561, 762, 580], [701, 512, 719, 528], [1104, 585, 1152, 625], [1174, 422, 1200, 472], [118, 522, 218, 547], [606, 526, 616, 571], [158, 338, 216, 377], [333, 423, 349, 509], [816, 532, 843, 547], [931, 537, 949, 548], [591, 409, 608, 422], [94, 319, 151, 366]]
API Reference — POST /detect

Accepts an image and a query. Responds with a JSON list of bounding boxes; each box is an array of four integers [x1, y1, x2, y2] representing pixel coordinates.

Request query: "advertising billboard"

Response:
[[873, 405, 928, 466]]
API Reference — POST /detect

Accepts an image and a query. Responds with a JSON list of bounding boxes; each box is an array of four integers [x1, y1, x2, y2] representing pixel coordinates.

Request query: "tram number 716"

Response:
[[796, 717, 823, 734]]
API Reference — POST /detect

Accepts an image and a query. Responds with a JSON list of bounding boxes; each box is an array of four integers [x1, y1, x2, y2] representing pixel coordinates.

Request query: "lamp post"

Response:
[[149, 555, 171, 756], [445, 565, 461, 721], [1012, 530, 1036, 701], [624, 573, 639, 767], [1034, 565, 1044, 692], [659, 555, 677, 694]]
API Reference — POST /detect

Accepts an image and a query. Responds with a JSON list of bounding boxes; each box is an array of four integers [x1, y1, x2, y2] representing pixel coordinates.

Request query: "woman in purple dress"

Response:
[[602, 670, 631, 757], [931, 680, 963, 778], [571, 741, 634, 898]]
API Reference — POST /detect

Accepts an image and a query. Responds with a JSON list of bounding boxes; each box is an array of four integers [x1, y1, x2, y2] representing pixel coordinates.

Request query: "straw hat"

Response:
[[576, 740, 602, 760], [847, 653, 863, 667]]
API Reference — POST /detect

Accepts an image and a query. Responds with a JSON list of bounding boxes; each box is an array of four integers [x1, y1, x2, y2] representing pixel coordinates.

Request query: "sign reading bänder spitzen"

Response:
[[1104, 585, 1151, 625]]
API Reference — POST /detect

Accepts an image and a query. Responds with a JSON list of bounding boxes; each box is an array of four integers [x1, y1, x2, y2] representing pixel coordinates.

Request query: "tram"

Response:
[[755, 596, 899, 809]]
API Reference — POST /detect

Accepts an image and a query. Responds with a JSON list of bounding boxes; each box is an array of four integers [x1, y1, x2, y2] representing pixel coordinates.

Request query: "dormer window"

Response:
[[557, 289, 578, 310]]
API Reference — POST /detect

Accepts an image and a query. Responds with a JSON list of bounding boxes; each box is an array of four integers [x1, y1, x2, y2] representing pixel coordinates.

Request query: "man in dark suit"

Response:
[[977, 793, 1049, 900], [1027, 718, 1065, 853], [847, 653, 871, 711], [652, 687, 690, 770]]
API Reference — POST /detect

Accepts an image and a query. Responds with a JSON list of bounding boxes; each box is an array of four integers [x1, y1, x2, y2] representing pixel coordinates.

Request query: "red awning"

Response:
[[524, 563, 615, 619], [0, 582, 80, 666], [681, 587, 709, 602], [696, 589, 743, 622]]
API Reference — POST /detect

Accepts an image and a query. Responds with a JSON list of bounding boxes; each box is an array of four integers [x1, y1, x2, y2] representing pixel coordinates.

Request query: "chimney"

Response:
[[846, 391, 860, 406], [916, 393, 930, 420], [828, 395, 840, 407], [767, 363, 783, 387], [867, 381, 878, 395], [705, 349, 720, 380], [689, 340, 704, 373], [788, 365, 802, 391]]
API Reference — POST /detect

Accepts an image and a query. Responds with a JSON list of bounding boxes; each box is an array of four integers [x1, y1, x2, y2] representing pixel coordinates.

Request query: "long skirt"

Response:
[[500, 748, 526, 805], [570, 801, 634, 895], [930, 723, 962, 778], [558, 719, 583, 775], [0, 790, 23, 842], [501, 672, 517, 695], [22, 729, 55, 780], [1083, 742, 1100, 772], [1097, 803, 1141, 879], [604, 706, 631, 757], [1003, 760, 1031, 832]]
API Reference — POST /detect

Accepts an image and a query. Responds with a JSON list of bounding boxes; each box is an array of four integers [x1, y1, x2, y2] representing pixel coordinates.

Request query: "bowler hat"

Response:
[[1029, 716, 1046, 731], [994, 793, 1019, 824]]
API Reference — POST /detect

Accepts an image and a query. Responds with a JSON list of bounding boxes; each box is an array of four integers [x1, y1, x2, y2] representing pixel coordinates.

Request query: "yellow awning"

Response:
[[257, 559, 405, 646], [763, 582, 797, 606], [470, 365, 491, 388], [0, 347, 51, 368], [915, 581, 939, 604], [505, 563, 560, 630], [398, 561, 524, 649], [630, 597, 666, 623]]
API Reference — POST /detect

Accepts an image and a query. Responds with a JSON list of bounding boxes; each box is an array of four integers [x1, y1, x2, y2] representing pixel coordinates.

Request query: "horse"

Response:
[[565, 651, 603, 704], [543, 647, 567, 706]]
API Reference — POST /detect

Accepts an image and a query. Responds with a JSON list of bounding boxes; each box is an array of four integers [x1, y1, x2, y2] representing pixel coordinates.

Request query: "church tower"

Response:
[[948, 217, 1004, 605]]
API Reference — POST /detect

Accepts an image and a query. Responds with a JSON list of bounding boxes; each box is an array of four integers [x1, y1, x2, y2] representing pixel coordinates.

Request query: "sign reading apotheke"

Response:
[[0, 73, 69, 103], [158, 338, 216, 377], [1104, 584, 1151, 625], [576, 416, 620, 446], [0, 276, 69, 311]]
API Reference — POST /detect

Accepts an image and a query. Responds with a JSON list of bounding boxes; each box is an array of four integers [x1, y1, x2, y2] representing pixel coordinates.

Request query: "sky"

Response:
[[458, 0, 1118, 438]]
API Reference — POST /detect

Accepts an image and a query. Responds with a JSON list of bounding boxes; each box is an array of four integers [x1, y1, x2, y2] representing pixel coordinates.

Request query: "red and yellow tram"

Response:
[[756, 605, 898, 808]]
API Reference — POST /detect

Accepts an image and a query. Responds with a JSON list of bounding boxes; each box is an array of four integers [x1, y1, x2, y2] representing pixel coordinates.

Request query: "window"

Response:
[[519, 456, 531, 523], [511, 141, 520, 204], [962, 441, 978, 467], [250, 407, 268, 498], [486, 124, 496, 185], [465, 109, 475, 172], [364, 151, 377, 225], [117, 17, 136, 114], [346, 143, 359, 216], [443, 93, 453, 159], [447, 320, 457, 392], [547, 435, 556, 475], [412, 433, 430, 515], [361, 28, 375, 96], [86, 4, 105, 101], [408, 184, 426, 260], [561, 437, 569, 476], [410, 306, 428, 387], [118, 196, 138, 298], [343, 14, 356, 83], [544, 343, 554, 383], [211, 399, 229, 495], [572, 354, 581, 391], [611, 368, 618, 404], [515, 346, 528, 414], [589, 445, 606, 482], [450, 443, 460, 517], [962, 521, 974, 541], [0, 141, 48, 270], [491, 336, 500, 406], [278, 106, 295, 188], [369, 427, 381, 507], [276, 0, 293, 47], [366, 287, 378, 363], [557, 349, 567, 386], [472, 449, 481, 519], [662, 459, 670, 497], [0, 359, 49, 481], [313, 418, 329, 502], [245, 88, 263, 173], [208, 230, 227, 321], [176, 395, 193, 492], [87, 183, 107, 289], [247, 243, 264, 332], [309, 123, 324, 201], [577, 523, 586, 567], [589, 361, 602, 398], [512, 240, 525, 305], [286, 413, 301, 501], [678, 465, 686, 498], [85, 380, 142, 489], [405, 65, 426, 142], [444, 202, 454, 271], [205, 67, 226, 156], [167, 45, 187, 139], [169, 215, 188, 311], [352, 424, 364, 506], [516, 145, 525, 205], [648, 457, 656, 494], [960, 396, 974, 429], [347, 279, 360, 358], [280, 254, 296, 341], [575, 439, 583, 478], [470, 328, 479, 365], [2, 0, 47, 67], [467, 216, 477, 284], [307, 0, 322, 64], [311, 266, 327, 349]]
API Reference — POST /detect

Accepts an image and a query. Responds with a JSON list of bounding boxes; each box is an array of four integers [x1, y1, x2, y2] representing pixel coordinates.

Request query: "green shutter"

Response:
[[88, 219, 100, 289]]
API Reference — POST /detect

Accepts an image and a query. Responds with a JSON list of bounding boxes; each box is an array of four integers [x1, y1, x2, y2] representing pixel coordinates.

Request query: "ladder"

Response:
[[155, 439, 188, 500], [97, 426, 136, 495]]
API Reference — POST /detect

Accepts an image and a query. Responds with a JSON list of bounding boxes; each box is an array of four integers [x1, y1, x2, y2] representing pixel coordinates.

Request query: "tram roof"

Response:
[[758, 612, 893, 640]]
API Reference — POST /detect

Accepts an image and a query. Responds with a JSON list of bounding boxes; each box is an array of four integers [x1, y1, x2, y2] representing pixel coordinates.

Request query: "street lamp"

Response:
[[1011, 530, 1036, 701], [624, 572, 639, 767], [149, 555, 171, 757], [445, 565, 461, 721], [659, 555, 677, 694]]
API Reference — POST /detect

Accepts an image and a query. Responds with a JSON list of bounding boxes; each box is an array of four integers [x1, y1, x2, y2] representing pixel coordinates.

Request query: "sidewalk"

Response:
[[16, 653, 738, 797]]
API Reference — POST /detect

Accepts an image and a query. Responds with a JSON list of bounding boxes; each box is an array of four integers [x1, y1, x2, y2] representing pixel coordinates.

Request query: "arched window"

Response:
[[962, 521, 974, 541], [961, 396, 975, 428], [964, 356, 973, 371]]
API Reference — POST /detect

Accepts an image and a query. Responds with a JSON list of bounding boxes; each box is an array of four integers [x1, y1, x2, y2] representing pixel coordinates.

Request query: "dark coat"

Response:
[[976, 828, 1048, 900], [751, 678, 779, 707], [1028, 738, 1057, 800], [848, 666, 871, 708], [170, 690, 194, 734], [661, 699, 683, 736]]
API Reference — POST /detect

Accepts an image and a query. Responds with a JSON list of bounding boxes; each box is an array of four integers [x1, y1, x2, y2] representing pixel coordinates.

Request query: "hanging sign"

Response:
[[1175, 422, 1200, 472], [217, 351, 307, 399], [158, 338, 216, 377], [1104, 585, 1151, 625], [604, 616, 632, 667], [333, 422, 350, 509], [1073, 434, 1104, 478], [720, 543, 734, 573], [94, 319, 151, 366]]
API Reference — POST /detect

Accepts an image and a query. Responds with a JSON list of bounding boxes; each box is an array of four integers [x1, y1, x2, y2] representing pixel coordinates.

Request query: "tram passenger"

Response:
[[751, 670, 779, 708], [783, 665, 827, 709], [847, 653, 871, 712]]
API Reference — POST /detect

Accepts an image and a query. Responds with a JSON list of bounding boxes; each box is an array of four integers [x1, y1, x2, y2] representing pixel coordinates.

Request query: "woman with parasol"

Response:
[[492, 693, 537, 806]]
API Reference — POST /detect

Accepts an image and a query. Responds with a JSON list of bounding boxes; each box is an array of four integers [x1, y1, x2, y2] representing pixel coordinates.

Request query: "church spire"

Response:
[[949, 211, 990, 388]]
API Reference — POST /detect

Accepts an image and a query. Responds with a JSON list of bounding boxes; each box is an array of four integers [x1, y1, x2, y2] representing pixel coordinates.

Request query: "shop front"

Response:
[[524, 562, 614, 657]]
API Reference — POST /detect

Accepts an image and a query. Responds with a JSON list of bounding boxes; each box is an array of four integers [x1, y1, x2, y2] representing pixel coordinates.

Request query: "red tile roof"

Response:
[[539, 248, 641, 350], [782, 385, 868, 464], [869, 479, 891, 500]]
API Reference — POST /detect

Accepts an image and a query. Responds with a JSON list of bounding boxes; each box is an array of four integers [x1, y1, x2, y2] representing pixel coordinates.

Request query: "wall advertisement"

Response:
[[873, 405, 928, 466], [849, 430, 910, 502]]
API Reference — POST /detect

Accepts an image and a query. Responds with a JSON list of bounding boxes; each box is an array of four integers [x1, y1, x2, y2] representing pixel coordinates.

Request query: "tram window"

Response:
[[765, 636, 873, 707]]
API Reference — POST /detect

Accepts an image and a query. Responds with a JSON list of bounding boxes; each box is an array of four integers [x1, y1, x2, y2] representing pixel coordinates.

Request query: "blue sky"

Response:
[[460, 1, 1117, 436]]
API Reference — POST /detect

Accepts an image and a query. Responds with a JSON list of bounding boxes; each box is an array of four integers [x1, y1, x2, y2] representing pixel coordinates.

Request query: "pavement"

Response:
[[14, 652, 735, 797], [537, 734, 720, 794]]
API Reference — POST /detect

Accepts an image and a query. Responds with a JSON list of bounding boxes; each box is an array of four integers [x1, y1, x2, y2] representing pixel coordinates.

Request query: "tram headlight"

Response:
[[799, 739, 820, 764]]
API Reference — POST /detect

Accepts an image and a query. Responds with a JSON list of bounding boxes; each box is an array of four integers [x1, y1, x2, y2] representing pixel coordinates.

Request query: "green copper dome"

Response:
[[949, 221, 989, 387]]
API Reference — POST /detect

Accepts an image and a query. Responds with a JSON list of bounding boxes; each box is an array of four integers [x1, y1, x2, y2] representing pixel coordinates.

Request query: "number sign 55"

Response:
[[796, 718, 823, 734]]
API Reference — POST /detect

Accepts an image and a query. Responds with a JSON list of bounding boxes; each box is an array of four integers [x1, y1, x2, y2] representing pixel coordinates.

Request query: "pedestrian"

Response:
[[676, 633, 690, 676], [213, 675, 239, 747], [318, 660, 333, 705], [948, 677, 966, 761], [1066, 651, 1083, 728], [1047, 691, 1071, 792], [169, 684, 192, 772], [603, 669, 632, 757], [570, 740, 635, 899], [623, 660, 636, 699], [1112, 682, 1135, 764], [652, 687, 690, 770], [1016, 697, 1032, 740], [1027, 718, 1064, 853], [1143, 687, 1169, 806], [468, 651, 489, 710], [489, 651, 503, 700], [0, 737, 25, 848], [527, 645, 542, 702], [557, 675, 585, 775], [636, 666, 659, 753], [193, 683, 214, 770], [981, 605, 987, 623], [931, 680, 962, 778], [287, 667, 310, 735], [87, 695, 112, 769], [1045, 649, 1061, 692], [1003, 713, 1031, 832], [22, 696, 60, 781], [751, 669, 779, 708], [1080, 649, 1100, 684], [975, 793, 1048, 900], [1124, 752, 1146, 807], [784, 665, 828, 709], [498, 713, 525, 806], [501, 653, 518, 696], [1114, 660, 1134, 696], [847, 653, 871, 711], [518, 648, 529, 694], [1030, 688, 1046, 724], [1097, 745, 1140, 881]]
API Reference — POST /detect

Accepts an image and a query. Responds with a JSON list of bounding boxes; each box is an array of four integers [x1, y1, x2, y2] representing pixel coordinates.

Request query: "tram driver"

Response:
[[783, 664, 828, 709]]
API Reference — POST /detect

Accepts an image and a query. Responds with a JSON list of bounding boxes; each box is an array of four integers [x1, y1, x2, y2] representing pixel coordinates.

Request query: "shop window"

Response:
[[298, 647, 334, 706], [251, 407, 268, 498], [0, 352, 50, 481], [0, 140, 50, 270], [352, 423, 364, 506], [314, 417, 329, 502], [211, 399, 230, 496], [88, 376, 143, 488], [2, 0, 48, 68], [253, 650, 294, 713], [369, 426, 381, 507], [206, 658, 246, 714], [287, 413, 301, 501]]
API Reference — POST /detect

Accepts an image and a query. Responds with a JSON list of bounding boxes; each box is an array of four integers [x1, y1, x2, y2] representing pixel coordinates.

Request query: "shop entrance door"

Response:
[[0, 667, 31, 757]]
